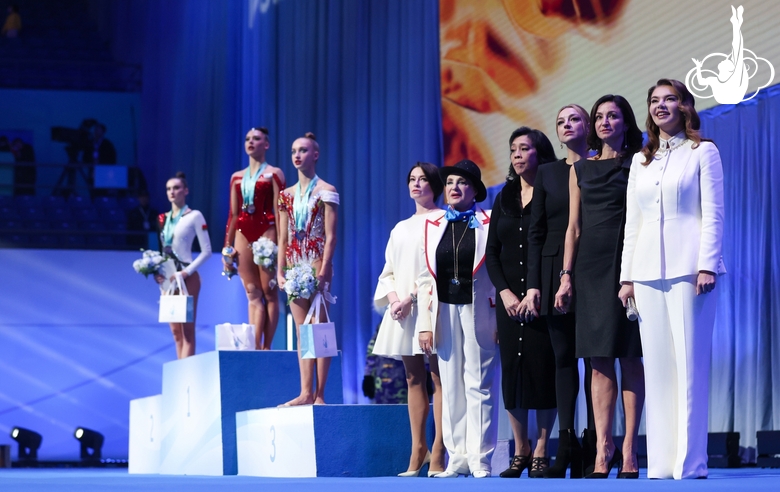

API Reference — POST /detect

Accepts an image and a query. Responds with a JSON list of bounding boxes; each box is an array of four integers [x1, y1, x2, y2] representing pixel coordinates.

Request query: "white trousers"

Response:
[[436, 302, 499, 474], [634, 276, 717, 479]]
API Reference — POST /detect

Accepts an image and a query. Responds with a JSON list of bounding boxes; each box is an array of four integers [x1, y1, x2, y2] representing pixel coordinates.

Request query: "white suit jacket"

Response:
[[415, 209, 496, 354], [620, 134, 726, 283]]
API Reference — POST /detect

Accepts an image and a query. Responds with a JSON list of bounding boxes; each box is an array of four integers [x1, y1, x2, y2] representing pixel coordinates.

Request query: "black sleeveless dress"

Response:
[[573, 157, 642, 358]]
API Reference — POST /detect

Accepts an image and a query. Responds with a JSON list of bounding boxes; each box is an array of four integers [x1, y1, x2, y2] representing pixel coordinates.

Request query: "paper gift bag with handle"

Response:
[[299, 292, 338, 359], [215, 323, 256, 351], [158, 274, 194, 323]]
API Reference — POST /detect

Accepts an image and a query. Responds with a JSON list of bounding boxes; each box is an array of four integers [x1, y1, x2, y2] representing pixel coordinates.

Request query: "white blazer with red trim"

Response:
[[415, 208, 496, 353]]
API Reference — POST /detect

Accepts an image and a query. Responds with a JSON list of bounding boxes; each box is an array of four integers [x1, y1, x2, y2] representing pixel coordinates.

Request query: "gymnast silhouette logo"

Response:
[[685, 5, 774, 104]]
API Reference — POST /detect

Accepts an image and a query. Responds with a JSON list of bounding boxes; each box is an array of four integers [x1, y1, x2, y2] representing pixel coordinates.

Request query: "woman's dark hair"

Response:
[[506, 127, 557, 181], [407, 162, 444, 202], [641, 79, 702, 165], [586, 94, 643, 158], [250, 126, 270, 142], [170, 171, 188, 188]]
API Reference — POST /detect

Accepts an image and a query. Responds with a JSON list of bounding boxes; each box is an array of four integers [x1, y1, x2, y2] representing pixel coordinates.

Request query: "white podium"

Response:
[[128, 350, 343, 475], [128, 394, 162, 474], [236, 404, 413, 477]]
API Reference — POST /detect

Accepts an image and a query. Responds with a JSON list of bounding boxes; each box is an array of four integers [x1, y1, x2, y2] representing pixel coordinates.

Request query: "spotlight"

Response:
[[10, 427, 42, 461], [74, 427, 104, 461]]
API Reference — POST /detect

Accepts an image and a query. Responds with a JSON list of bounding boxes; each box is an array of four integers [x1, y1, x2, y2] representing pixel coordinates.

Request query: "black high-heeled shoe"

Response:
[[499, 453, 532, 478], [544, 429, 583, 478], [617, 453, 639, 479], [581, 428, 597, 476], [528, 457, 550, 478], [585, 448, 622, 478]]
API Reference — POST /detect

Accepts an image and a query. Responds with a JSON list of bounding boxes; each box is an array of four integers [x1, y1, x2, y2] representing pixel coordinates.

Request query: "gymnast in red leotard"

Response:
[[223, 127, 286, 350]]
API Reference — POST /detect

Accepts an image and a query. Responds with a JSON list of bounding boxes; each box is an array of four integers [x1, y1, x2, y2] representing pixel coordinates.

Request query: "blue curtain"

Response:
[[700, 85, 780, 458], [130, 0, 443, 403]]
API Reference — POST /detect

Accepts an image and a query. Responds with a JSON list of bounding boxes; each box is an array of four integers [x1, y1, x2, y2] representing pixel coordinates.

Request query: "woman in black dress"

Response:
[[521, 104, 593, 478], [555, 95, 645, 478], [486, 127, 558, 478]]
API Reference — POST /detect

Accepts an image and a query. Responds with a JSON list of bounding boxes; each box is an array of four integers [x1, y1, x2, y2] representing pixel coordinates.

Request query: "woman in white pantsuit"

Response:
[[417, 160, 499, 479], [618, 78, 726, 479]]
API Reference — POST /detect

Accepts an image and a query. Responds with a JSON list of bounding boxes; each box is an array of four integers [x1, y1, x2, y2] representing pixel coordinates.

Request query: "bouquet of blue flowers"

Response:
[[132, 249, 168, 278], [283, 262, 317, 303], [251, 237, 278, 270]]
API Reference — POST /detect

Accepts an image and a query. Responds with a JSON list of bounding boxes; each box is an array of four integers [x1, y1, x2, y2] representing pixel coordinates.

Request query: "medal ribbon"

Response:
[[293, 175, 319, 232], [241, 162, 268, 210], [162, 205, 189, 247]]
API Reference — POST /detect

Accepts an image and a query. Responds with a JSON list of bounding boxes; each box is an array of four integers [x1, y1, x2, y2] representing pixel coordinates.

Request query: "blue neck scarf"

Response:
[[445, 204, 479, 229], [294, 175, 319, 231], [162, 205, 189, 247], [241, 162, 268, 207]]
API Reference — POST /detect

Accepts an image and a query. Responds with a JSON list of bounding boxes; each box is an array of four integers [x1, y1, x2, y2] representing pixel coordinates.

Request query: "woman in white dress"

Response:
[[373, 163, 445, 477], [155, 172, 212, 359]]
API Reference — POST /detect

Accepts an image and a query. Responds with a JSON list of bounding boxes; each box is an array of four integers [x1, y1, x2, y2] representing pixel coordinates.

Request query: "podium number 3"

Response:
[[270, 426, 276, 462]]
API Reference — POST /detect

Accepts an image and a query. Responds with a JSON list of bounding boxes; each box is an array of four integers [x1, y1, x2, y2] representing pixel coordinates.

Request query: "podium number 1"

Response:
[[150, 415, 154, 442], [187, 386, 191, 417], [270, 426, 276, 462]]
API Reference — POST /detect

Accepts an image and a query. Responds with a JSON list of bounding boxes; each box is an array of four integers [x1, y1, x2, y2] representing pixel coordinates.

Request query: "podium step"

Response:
[[128, 394, 162, 474], [145, 350, 342, 475], [236, 404, 412, 477]]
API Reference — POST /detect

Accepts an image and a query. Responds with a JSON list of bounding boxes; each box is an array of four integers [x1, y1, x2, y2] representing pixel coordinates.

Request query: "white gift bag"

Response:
[[299, 292, 338, 359], [215, 323, 256, 351], [158, 274, 194, 323], [157, 259, 177, 294]]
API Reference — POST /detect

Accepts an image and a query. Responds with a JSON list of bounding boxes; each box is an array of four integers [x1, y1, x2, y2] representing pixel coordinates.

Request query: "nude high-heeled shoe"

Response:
[[398, 451, 431, 477]]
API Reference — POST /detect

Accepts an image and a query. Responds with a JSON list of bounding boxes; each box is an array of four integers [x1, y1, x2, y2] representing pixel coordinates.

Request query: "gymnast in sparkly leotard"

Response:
[[223, 127, 286, 350], [277, 132, 339, 406]]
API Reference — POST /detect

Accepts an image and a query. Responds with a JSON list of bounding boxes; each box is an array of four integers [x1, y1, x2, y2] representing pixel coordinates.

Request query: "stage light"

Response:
[[74, 427, 104, 461], [10, 427, 42, 461]]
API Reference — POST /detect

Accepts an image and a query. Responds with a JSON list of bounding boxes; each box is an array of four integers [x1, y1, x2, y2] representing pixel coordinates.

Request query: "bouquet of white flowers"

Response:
[[283, 262, 317, 303], [132, 249, 168, 278], [252, 237, 278, 270]]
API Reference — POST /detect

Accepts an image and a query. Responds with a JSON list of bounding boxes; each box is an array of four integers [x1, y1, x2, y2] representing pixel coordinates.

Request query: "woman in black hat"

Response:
[[486, 127, 559, 478], [416, 159, 498, 479]]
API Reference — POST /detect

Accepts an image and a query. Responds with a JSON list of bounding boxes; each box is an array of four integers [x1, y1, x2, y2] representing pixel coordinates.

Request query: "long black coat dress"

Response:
[[486, 178, 556, 410]]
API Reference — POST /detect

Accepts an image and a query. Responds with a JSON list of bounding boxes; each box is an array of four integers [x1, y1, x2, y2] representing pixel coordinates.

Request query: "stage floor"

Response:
[[1, 468, 779, 492]]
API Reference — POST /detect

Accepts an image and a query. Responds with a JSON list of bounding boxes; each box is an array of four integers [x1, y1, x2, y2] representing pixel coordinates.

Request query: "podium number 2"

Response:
[[270, 426, 276, 462], [187, 386, 191, 417]]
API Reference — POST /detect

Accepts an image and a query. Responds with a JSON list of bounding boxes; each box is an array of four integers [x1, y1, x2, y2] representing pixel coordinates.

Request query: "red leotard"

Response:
[[228, 172, 285, 243]]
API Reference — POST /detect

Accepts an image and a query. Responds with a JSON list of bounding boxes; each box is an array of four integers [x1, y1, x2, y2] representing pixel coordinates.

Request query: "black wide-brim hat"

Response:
[[439, 159, 488, 203]]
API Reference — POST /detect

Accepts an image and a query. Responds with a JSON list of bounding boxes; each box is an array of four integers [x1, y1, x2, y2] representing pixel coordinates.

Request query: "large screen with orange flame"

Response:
[[440, 0, 779, 187]]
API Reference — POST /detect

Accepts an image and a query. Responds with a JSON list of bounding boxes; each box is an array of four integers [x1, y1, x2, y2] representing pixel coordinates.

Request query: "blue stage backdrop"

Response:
[[698, 85, 780, 459], [88, 0, 444, 405], [0, 249, 248, 460]]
